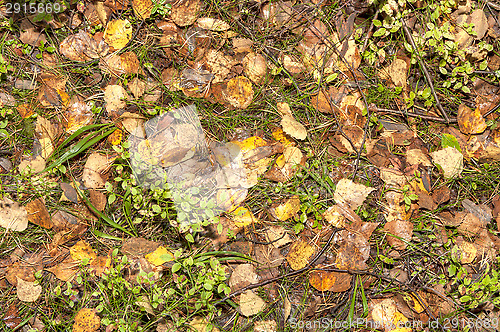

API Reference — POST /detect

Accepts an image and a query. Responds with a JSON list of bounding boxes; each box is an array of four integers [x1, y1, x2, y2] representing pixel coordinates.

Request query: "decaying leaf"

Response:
[[266, 225, 292, 248], [309, 267, 351, 292], [170, 0, 201, 27], [25, 198, 53, 229], [65, 96, 93, 134], [60, 31, 109, 62], [18, 156, 46, 174], [286, 238, 315, 270], [269, 195, 300, 221], [281, 114, 307, 140], [378, 58, 409, 88], [82, 153, 117, 189], [406, 149, 432, 167], [371, 298, 410, 332], [254, 320, 278, 332], [229, 206, 259, 227], [384, 191, 413, 250], [145, 246, 174, 266], [36, 116, 59, 159], [430, 147, 464, 178], [104, 84, 130, 114], [224, 76, 254, 109], [457, 104, 487, 135], [229, 263, 258, 291], [70, 240, 97, 264], [242, 52, 267, 84], [16, 277, 42, 302], [104, 19, 132, 50], [72, 308, 100, 332], [239, 290, 266, 317], [197, 17, 230, 31], [334, 178, 374, 210], [0, 198, 29, 231], [189, 316, 221, 332], [132, 0, 153, 19], [99, 52, 141, 76]]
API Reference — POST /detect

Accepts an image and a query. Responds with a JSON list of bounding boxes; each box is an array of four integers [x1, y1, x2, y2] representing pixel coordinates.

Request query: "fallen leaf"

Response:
[[229, 206, 259, 227], [18, 156, 46, 174], [3, 304, 21, 329], [70, 240, 97, 264], [196, 17, 230, 31], [334, 178, 374, 210], [65, 96, 93, 134], [379, 58, 408, 88], [266, 226, 292, 248], [229, 264, 258, 291], [16, 278, 42, 302], [73, 308, 100, 332], [470, 9, 488, 40], [118, 111, 146, 135], [430, 147, 464, 178], [89, 256, 111, 277], [269, 195, 300, 221], [224, 76, 254, 109], [170, 0, 201, 26], [36, 116, 58, 159], [99, 52, 141, 76], [60, 31, 109, 62], [455, 238, 477, 264], [242, 52, 267, 84], [0, 198, 29, 231], [406, 149, 432, 167], [254, 320, 277, 332], [104, 84, 130, 114], [281, 114, 307, 140], [25, 198, 53, 229], [309, 265, 351, 292], [189, 317, 220, 332], [384, 191, 413, 250], [17, 104, 34, 118], [240, 290, 266, 317], [286, 238, 315, 270], [132, 0, 153, 19], [82, 153, 117, 189], [206, 49, 236, 84], [145, 246, 174, 266], [104, 19, 132, 50], [457, 104, 487, 135]]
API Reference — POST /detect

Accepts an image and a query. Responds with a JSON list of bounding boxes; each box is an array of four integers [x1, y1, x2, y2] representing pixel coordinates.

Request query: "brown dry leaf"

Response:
[[379, 58, 408, 88], [88, 256, 111, 277], [104, 84, 129, 114], [73, 308, 100, 332], [281, 114, 307, 140], [254, 320, 277, 332], [430, 147, 463, 178], [99, 52, 141, 76], [82, 153, 117, 189], [309, 266, 351, 292], [47, 256, 78, 281], [16, 278, 42, 302], [384, 191, 413, 250], [70, 240, 97, 264], [60, 182, 80, 203], [65, 96, 93, 134], [6, 261, 36, 286], [322, 205, 347, 228], [457, 104, 487, 134], [206, 49, 235, 84], [36, 116, 58, 159], [406, 149, 431, 167], [189, 317, 221, 332], [19, 26, 46, 47], [60, 31, 109, 62], [17, 104, 34, 118], [89, 189, 107, 212], [455, 238, 477, 264], [196, 17, 230, 31], [224, 76, 254, 109], [269, 195, 300, 221], [122, 237, 160, 257], [18, 156, 46, 174], [25, 198, 53, 229], [128, 77, 146, 98], [3, 304, 22, 329], [145, 246, 174, 266], [265, 145, 305, 182], [216, 188, 248, 213], [232, 38, 253, 53], [0, 198, 29, 231], [266, 226, 292, 248], [229, 264, 258, 291], [334, 178, 374, 210], [380, 168, 407, 187], [118, 112, 146, 135], [239, 290, 266, 317], [286, 238, 315, 270], [104, 19, 132, 50], [242, 53, 267, 84], [170, 0, 201, 27], [470, 9, 488, 40], [133, 0, 153, 19], [371, 298, 410, 332]]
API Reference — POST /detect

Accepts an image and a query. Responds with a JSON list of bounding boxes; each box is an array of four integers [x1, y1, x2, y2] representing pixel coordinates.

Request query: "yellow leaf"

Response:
[[70, 240, 97, 264], [104, 19, 132, 50], [286, 238, 315, 270], [270, 195, 300, 221], [133, 0, 153, 19], [229, 207, 258, 227], [145, 246, 174, 266], [73, 308, 100, 332]]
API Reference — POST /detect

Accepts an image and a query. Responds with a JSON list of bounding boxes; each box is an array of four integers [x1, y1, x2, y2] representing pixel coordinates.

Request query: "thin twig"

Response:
[[400, 18, 450, 123], [214, 227, 341, 306], [370, 106, 458, 123]]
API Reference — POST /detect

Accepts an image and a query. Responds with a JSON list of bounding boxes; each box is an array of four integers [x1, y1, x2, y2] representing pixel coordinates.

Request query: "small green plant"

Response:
[[151, 0, 171, 17], [36, 40, 56, 59]]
